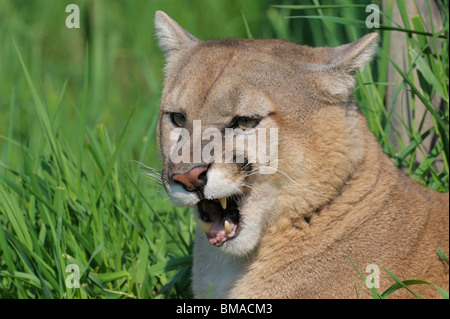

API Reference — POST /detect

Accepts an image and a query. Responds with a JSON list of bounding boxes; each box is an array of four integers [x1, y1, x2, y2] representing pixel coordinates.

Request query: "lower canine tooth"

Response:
[[219, 197, 227, 210], [198, 219, 213, 234], [224, 220, 232, 233]]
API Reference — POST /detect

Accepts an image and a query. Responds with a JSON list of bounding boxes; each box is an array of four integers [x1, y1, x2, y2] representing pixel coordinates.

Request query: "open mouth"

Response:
[[197, 195, 242, 247]]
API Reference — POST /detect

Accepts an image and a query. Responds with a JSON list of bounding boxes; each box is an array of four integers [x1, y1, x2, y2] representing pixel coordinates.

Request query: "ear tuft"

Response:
[[331, 32, 378, 74], [315, 33, 378, 101], [154, 11, 199, 60]]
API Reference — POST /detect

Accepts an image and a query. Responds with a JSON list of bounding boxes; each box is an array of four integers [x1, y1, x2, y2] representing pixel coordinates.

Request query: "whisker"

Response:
[[142, 173, 163, 184], [126, 159, 164, 186], [161, 199, 174, 212], [127, 160, 162, 175]]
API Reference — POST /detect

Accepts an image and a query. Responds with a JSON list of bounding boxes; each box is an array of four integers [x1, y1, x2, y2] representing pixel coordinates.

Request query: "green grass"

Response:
[[0, 0, 448, 299], [348, 249, 449, 299]]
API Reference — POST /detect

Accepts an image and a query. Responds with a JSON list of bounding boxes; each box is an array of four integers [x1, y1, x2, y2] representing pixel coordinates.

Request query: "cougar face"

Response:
[[158, 41, 288, 254], [154, 11, 449, 299], [155, 11, 378, 256]]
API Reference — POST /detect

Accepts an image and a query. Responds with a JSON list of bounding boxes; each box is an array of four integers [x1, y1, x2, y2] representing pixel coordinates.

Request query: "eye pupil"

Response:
[[237, 117, 257, 130], [171, 113, 186, 127]]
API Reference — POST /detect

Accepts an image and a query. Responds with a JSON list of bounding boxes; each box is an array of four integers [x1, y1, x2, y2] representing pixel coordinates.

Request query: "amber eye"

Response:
[[235, 117, 259, 130], [170, 113, 186, 127]]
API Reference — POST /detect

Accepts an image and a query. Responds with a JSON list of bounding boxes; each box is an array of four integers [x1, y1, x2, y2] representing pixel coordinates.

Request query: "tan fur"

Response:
[[155, 11, 449, 298]]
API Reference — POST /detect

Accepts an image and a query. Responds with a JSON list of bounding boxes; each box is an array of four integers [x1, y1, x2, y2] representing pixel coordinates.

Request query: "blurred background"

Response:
[[0, 0, 448, 299]]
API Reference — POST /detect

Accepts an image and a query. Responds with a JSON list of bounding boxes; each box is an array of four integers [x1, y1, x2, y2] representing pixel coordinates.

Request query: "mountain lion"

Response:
[[154, 11, 449, 298]]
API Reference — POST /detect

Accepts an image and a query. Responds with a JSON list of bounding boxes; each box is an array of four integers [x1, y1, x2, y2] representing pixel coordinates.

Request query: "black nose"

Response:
[[172, 166, 208, 192]]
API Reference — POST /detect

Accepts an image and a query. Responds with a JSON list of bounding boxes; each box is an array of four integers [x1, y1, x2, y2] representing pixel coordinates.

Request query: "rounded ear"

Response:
[[154, 11, 199, 61], [313, 33, 378, 101], [330, 33, 379, 75]]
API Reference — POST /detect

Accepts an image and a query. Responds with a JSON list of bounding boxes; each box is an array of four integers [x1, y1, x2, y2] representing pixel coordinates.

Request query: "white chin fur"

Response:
[[218, 216, 262, 256]]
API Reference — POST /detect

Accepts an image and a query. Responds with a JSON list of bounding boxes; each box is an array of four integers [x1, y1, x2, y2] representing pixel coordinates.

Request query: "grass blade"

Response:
[[241, 10, 253, 39], [95, 270, 130, 284], [149, 255, 192, 277], [437, 248, 449, 265], [273, 4, 367, 10], [347, 257, 382, 299], [382, 267, 422, 299], [381, 279, 430, 299], [287, 15, 447, 38], [409, 48, 448, 102]]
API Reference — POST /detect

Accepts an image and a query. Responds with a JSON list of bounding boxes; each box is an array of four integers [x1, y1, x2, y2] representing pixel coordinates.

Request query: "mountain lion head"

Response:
[[155, 11, 378, 256]]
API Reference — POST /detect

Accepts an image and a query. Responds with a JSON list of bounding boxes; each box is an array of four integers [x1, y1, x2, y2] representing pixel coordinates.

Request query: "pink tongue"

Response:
[[210, 220, 225, 234], [207, 220, 233, 247]]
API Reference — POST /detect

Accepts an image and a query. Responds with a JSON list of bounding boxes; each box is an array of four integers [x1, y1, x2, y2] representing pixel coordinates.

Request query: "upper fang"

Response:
[[198, 219, 213, 234]]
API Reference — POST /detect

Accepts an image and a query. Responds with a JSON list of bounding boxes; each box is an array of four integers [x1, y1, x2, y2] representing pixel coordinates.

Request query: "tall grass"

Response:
[[0, 41, 193, 298], [1, 0, 268, 299], [0, 0, 448, 299]]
